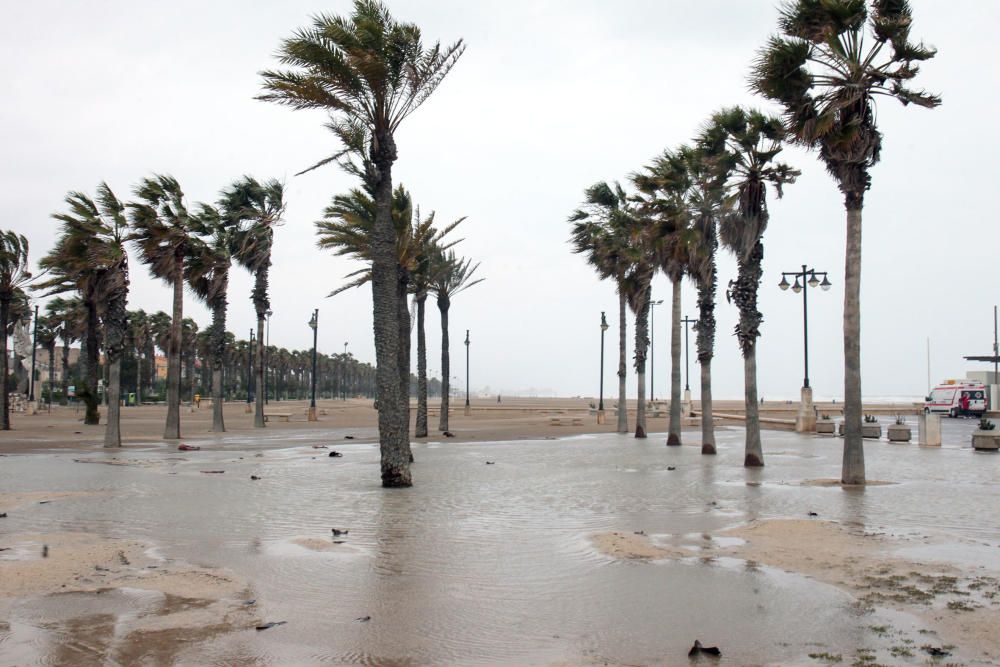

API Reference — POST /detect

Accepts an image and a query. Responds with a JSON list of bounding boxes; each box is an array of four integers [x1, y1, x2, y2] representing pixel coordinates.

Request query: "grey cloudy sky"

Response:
[[2, 1, 996, 401]]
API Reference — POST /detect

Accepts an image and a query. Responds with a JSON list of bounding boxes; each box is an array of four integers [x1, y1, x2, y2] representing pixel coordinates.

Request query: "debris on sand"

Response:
[[312, 445, 328, 449], [250, 475, 261, 481], [808, 512, 819, 517], [921, 645, 951, 657], [178, 444, 201, 451], [328, 451, 343, 458], [485, 461, 495, 465], [344, 435, 355, 440], [42, 544, 49, 558], [200, 470, 225, 474], [443, 431, 455, 437], [331, 529, 349, 537], [356, 615, 371, 622], [255, 621, 287, 631], [667, 466, 676, 471], [688, 639, 721, 657], [0, 513, 6, 518]]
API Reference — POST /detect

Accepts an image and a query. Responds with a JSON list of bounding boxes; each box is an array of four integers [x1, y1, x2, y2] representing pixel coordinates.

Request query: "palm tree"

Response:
[[187, 204, 233, 432], [181, 318, 199, 405], [37, 186, 130, 444], [128, 310, 151, 405], [129, 175, 194, 440], [428, 249, 483, 433], [570, 182, 642, 435], [0, 231, 32, 430], [702, 107, 799, 467], [752, 0, 939, 484], [46, 297, 82, 406], [259, 0, 464, 487], [225, 177, 285, 429], [36, 314, 58, 409]]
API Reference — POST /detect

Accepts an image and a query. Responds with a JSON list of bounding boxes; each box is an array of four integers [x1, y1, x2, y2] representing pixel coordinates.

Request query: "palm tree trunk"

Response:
[[842, 202, 865, 484], [211, 298, 226, 432], [634, 281, 651, 439], [1, 298, 9, 430], [742, 341, 762, 465], [47, 345, 55, 409], [438, 297, 451, 433], [700, 360, 715, 453], [60, 337, 69, 406], [415, 292, 428, 438], [135, 349, 142, 405], [397, 274, 413, 463], [104, 358, 122, 447], [667, 278, 682, 446], [164, 254, 183, 440], [616, 290, 628, 433], [254, 313, 265, 428], [371, 141, 410, 487], [83, 300, 100, 426]]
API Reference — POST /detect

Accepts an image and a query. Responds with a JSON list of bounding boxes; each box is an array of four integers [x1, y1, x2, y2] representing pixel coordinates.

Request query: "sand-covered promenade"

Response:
[[2, 398, 998, 665]]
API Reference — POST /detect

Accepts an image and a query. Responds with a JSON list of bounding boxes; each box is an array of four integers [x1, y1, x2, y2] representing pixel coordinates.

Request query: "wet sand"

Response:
[[2, 401, 995, 665]]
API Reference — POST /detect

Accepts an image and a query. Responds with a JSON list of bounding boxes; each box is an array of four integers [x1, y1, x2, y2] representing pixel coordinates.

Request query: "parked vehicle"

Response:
[[924, 380, 988, 417]]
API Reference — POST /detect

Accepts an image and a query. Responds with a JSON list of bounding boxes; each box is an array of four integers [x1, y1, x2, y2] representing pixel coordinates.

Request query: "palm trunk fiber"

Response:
[[254, 312, 265, 428], [634, 295, 650, 439], [700, 360, 715, 454], [842, 203, 865, 484], [60, 338, 70, 406], [397, 276, 413, 463], [667, 279, 682, 446], [371, 148, 410, 487], [616, 291, 628, 433], [82, 300, 100, 425], [1, 299, 9, 430], [163, 258, 183, 440]]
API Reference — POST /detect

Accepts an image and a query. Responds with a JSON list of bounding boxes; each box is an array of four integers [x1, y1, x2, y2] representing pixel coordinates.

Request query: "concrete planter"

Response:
[[838, 422, 845, 436], [972, 431, 1000, 451], [887, 425, 912, 442], [862, 424, 882, 439], [816, 421, 836, 434]]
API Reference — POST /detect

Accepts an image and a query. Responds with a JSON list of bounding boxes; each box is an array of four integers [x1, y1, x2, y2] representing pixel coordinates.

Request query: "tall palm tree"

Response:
[[129, 175, 194, 440], [37, 186, 130, 443], [187, 204, 233, 432], [259, 0, 464, 487], [428, 249, 483, 433], [37, 314, 58, 409], [570, 182, 642, 435], [0, 231, 32, 430], [752, 0, 939, 484], [702, 107, 799, 467], [226, 177, 285, 429], [181, 318, 199, 404]]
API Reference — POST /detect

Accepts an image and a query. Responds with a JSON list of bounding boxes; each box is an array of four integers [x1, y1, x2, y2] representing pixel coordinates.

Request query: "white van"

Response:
[[924, 380, 988, 418]]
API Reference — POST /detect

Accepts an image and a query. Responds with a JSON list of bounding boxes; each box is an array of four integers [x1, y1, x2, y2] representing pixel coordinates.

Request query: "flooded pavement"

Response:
[[1, 423, 998, 666]]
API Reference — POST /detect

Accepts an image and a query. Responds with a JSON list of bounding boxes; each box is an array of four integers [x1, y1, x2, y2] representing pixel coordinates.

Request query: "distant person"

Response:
[[497, 394, 501, 404], [760, 396, 764, 405], [960, 392, 970, 416]]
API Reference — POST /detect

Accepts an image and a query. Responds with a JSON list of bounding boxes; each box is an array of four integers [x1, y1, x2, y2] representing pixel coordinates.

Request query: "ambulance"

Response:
[[924, 380, 988, 418]]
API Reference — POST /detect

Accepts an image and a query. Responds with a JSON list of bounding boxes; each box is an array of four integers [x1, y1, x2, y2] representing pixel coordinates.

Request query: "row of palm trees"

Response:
[[571, 0, 938, 485], [0, 175, 286, 444]]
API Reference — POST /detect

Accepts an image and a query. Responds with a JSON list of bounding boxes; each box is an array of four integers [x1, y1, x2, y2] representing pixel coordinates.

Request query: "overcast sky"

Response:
[[2, 1, 996, 401]]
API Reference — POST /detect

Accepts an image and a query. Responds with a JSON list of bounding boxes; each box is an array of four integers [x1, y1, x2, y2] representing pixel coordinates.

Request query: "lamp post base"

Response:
[[597, 409, 606, 424], [464, 404, 471, 416], [795, 386, 816, 433], [244, 403, 252, 414], [682, 389, 693, 416], [307, 406, 318, 422]]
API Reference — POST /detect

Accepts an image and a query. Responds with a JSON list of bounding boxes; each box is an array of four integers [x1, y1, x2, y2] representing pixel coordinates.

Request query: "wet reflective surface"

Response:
[[1, 422, 998, 665]]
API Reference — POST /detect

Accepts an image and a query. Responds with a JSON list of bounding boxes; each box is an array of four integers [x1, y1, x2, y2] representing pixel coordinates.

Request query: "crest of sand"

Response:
[[291, 536, 358, 553]]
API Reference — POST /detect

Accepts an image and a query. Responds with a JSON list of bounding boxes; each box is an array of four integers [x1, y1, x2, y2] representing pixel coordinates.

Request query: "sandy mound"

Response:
[[800, 478, 896, 487], [590, 532, 693, 560], [0, 490, 108, 513]]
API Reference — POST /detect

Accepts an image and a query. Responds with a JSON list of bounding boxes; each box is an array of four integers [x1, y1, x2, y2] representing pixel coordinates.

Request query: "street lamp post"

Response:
[[308, 309, 318, 421], [29, 305, 38, 408], [649, 299, 663, 401], [681, 315, 697, 414], [779, 264, 831, 432], [464, 330, 471, 416], [598, 312, 608, 424], [245, 329, 254, 413]]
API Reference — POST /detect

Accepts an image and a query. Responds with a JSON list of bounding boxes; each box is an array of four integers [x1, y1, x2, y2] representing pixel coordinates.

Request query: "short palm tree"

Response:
[[752, 0, 939, 484], [181, 318, 199, 405], [129, 175, 194, 440], [225, 177, 285, 429], [0, 231, 32, 430], [702, 107, 799, 467], [37, 186, 130, 444], [259, 0, 464, 487], [47, 297, 83, 406], [36, 314, 58, 409], [428, 249, 483, 433], [128, 310, 150, 405], [187, 204, 233, 432]]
